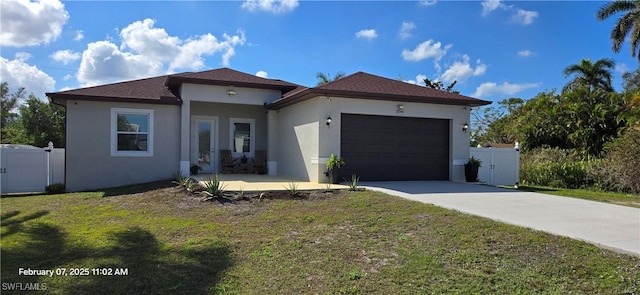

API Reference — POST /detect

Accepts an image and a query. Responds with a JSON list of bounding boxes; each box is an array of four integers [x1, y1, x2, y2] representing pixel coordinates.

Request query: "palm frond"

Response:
[[597, 0, 636, 20]]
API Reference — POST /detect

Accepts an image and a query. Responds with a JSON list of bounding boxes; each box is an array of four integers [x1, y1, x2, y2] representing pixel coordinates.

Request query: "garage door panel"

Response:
[[340, 113, 449, 181]]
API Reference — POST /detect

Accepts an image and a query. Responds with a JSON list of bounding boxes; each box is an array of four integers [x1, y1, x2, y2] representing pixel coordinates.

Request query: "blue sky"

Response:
[[1, 0, 637, 106]]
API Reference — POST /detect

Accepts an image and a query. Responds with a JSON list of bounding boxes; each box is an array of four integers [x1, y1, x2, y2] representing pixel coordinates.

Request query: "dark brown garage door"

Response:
[[340, 113, 450, 181]]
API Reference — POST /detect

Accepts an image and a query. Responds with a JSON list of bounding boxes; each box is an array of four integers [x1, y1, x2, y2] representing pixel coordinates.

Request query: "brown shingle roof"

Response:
[[47, 68, 491, 108], [268, 71, 491, 109], [47, 75, 180, 105], [164, 68, 299, 92]]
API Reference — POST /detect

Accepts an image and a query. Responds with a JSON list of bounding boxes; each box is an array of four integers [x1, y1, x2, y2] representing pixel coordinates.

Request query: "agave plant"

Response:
[[173, 171, 198, 193], [345, 174, 360, 191], [200, 174, 227, 199]]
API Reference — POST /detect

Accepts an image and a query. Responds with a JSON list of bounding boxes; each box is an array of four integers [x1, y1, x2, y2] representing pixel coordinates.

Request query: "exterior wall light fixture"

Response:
[[462, 123, 469, 132], [326, 116, 332, 127], [226, 89, 236, 96], [396, 104, 404, 113]]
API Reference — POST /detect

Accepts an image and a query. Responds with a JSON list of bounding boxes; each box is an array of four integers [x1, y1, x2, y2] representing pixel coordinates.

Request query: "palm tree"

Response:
[[596, 0, 640, 60], [316, 71, 345, 85], [563, 58, 616, 92]]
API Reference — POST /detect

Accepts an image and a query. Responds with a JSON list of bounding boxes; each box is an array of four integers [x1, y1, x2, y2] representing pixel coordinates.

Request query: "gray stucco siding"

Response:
[[273, 98, 321, 181], [65, 100, 180, 191]]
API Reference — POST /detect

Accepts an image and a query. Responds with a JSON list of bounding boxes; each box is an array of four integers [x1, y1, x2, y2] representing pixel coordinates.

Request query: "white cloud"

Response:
[[0, 0, 69, 47], [74, 30, 84, 41], [401, 39, 452, 62], [50, 49, 81, 65], [63, 74, 72, 81], [119, 19, 246, 71], [440, 55, 487, 83], [399, 21, 415, 40], [0, 56, 55, 100], [517, 49, 534, 57], [75, 18, 247, 86], [241, 0, 298, 13], [615, 63, 629, 74], [77, 41, 164, 87], [513, 9, 538, 25], [481, 0, 503, 16], [405, 74, 427, 86], [15, 52, 32, 62], [472, 81, 540, 98], [419, 0, 437, 6], [355, 29, 378, 40], [481, 0, 538, 25], [256, 70, 268, 78]]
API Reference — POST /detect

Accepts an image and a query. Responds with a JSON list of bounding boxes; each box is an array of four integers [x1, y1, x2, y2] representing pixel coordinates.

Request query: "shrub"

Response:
[[520, 148, 592, 189], [45, 183, 65, 194], [590, 129, 640, 193]]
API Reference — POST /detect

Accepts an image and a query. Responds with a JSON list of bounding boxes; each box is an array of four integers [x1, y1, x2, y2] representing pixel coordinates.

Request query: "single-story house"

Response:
[[47, 68, 491, 191]]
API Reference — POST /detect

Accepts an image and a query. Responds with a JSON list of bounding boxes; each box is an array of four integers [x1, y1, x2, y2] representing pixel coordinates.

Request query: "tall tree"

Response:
[[514, 87, 626, 158], [472, 97, 524, 145], [596, 0, 640, 61], [316, 71, 345, 85], [622, 67, 640, 91], [1, 82, 25, 127], [18, 96, 66, 147], [1, 82, 27, 143], [563, 58, 615, 92]]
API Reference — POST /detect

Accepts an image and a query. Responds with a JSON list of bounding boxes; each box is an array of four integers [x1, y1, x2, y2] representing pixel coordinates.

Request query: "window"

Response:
[[111, 108, 154, 157], [230, 118, 255, 157]]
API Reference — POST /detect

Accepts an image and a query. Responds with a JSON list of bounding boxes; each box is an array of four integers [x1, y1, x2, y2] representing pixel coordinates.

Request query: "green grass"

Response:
[[514, 185, 640, 208], [2, 182, 639, 294]]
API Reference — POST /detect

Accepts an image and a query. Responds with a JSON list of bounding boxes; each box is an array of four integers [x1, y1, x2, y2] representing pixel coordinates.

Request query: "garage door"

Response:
[[340, 113, 450, 181]]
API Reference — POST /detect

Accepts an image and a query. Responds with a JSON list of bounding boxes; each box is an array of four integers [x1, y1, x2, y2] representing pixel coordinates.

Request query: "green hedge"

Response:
[[521, 159, 591, 189], [520, 129, 640, 194]]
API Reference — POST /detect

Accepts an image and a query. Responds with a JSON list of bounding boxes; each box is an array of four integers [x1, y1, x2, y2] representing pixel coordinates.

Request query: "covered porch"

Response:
[[191, 174, 349, 191]]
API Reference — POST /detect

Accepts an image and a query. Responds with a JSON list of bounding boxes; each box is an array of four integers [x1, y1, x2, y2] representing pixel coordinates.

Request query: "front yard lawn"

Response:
[[1, 182, 639, 294]]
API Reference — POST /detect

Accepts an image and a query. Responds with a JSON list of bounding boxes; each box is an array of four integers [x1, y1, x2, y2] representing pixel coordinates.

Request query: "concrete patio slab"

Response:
[[192, 174, 349, 191], [361, 181, 640, 257]]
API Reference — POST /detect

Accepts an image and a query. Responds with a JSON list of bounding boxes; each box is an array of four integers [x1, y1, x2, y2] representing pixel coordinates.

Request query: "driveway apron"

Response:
[[361, 181, 640, 257]]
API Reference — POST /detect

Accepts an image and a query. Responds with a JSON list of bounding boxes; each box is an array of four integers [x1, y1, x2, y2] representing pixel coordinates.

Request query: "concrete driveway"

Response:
[[360, 181, 640, 257]]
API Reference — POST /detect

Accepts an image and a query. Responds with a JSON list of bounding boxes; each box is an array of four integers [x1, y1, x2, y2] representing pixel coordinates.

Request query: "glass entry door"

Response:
[[193, 117, 216, 172]]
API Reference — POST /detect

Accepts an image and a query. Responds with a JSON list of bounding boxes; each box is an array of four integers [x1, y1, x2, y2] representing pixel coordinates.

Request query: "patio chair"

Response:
[[252, 150, 267, 174], [220, 150, 237, 173]]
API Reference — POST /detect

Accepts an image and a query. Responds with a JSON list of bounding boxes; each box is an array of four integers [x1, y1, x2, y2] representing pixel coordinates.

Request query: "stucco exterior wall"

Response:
[[190, 101, 268, 160], [273, 98, 320, 181], [65, 100, 180, 191], [181, 84, 282, 105]]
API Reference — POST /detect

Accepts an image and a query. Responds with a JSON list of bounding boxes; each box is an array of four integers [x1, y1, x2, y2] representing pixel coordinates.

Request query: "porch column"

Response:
[[179, 99, 191, 176], [267, 110, 277, 175]]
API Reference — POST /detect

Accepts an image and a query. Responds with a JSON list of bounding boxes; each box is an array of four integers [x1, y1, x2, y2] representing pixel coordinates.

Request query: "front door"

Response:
[[193, 117, 217, 172]]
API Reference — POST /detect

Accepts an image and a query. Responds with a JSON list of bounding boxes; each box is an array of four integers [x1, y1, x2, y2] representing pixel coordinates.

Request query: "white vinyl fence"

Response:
[[470, 146, 520, 186], [0, 144, 65, 194]]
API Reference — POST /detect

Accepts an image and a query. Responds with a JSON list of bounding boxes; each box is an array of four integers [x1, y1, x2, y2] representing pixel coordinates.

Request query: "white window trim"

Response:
[[111, 108, 154, 157], [229, 118, 255, 157]]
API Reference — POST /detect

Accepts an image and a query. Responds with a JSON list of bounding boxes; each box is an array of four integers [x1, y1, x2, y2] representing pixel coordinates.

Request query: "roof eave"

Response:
[[268, 89, 492, 109], [165, 76, 297, 92], [46, 93, 182, 106]]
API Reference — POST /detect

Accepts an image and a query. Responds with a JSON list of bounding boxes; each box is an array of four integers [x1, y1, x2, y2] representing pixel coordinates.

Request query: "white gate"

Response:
[[470, 147, 520, 186], [0, 144, 65, 194]]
